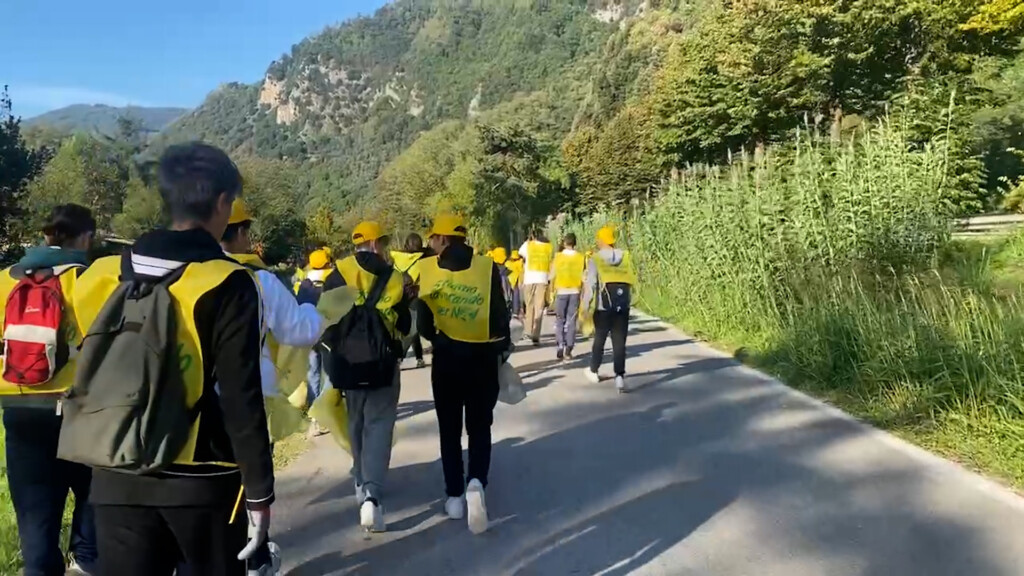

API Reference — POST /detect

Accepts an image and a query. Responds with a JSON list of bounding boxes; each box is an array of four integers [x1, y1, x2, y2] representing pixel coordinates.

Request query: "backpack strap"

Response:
[[365, 271, 392, 308]]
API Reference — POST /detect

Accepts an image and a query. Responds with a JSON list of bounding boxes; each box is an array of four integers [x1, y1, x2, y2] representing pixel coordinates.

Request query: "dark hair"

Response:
[[221, 221, 251, 243], [42, 204, 96, 247], [562, 233, 576, 248], [444, 235, 467, 247], [157, 142, 242, 223], [404, 233, 423, 252]]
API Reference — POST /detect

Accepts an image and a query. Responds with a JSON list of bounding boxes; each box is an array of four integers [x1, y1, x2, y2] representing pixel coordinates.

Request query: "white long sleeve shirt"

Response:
[[254, 269, 323, 396]]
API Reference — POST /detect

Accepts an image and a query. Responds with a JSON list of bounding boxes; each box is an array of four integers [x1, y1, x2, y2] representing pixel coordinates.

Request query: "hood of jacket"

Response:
[[596, 248, 625, 267], [122, 228, 230, 281], [15, 245, 89, 272]]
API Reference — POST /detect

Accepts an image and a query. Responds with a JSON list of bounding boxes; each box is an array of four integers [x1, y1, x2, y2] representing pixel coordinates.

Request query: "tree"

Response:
[[0, 86, 50, 252], [235, 157, 307, 263], [112, 176, 166, 239]]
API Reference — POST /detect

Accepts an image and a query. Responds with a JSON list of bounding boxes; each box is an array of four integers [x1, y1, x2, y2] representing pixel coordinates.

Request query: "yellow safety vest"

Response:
[[230, 253, 281, 363], [552, 251, 586, 291], [526, 241, 554, 273], [505, 258, 524, 288], [335, 256, 405, 338], [419, 254, 493, 343], [593, 251, 636, 286], [391, 251, 425, 284], [73, 256, 244, 467], [0, 265, 83, 396]]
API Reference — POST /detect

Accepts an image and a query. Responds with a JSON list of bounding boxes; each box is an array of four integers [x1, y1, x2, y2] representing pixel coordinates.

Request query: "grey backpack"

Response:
[[58, 266, 197, 474]]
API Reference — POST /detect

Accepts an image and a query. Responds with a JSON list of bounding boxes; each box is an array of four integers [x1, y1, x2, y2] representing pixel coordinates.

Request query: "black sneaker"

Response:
[[556, 347, 564, 360], [565, 348, 574, 361]]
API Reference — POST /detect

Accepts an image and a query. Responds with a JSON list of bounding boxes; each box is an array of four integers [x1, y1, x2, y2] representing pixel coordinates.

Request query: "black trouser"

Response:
[[3, 407, 96, 576], [590, 309, 630, 376], [411, 337, 424, 361], [95, 500, 246, 576], [431, 351, 500, 497]]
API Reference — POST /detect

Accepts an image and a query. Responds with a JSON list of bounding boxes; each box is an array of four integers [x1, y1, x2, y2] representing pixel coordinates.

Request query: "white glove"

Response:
[[237, 507, 271, 561]]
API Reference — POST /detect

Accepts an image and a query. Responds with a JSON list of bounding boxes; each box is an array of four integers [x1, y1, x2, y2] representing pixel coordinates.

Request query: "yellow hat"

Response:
[[309, 249, 331, 270], [597, 226, 617, 246], [352, 221, 386, 244], [491, 247, 508, 264], [510, 250, 520, 260], [229, 199, 253, 225], [428, 213, 467, 237]]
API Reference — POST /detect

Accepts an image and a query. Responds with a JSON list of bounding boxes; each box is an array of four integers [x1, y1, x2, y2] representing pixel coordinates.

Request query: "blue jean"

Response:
[[511, 286, 522, 317], [307, 349, 325, 402], [554, 293, 580, 351], [3, 407, 97, 576]]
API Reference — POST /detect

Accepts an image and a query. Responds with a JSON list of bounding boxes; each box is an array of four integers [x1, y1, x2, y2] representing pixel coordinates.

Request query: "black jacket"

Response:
[[90, 228, 274, 511], [324, 251, 412, 336], [415, 242, 511, 357]]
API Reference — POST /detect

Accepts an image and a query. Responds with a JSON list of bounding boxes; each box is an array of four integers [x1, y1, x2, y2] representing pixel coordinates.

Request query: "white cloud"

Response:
[[10, 84, 153, 117]]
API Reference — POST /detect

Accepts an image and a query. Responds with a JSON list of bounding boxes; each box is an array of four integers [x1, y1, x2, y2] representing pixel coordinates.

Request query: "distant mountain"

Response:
[[25, 104, 189, 136]]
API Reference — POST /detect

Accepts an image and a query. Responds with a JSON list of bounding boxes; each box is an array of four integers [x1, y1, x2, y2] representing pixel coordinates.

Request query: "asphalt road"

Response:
[[273, 313, 1024, 575]]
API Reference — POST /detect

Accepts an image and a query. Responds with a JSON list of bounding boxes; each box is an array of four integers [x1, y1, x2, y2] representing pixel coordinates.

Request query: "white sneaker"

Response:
[[466, 479, 489, 535], [445, 496, 465, 520], [354, 482, 365, 502], [360, 499, 385, 532], [584, 368, 600, 384], [615, 375, 628, 393], [66, 558, 93, 576]]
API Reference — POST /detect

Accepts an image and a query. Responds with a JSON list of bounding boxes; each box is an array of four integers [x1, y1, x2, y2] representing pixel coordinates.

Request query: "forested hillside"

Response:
[[24, 104, 187, 137]]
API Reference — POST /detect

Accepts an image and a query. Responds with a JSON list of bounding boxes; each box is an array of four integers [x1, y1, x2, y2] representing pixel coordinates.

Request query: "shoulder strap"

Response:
[[365, 271, 392, 308]]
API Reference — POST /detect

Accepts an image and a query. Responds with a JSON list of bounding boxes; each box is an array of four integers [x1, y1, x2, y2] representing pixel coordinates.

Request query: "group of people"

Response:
[[491, 227, 637, 393], [0, 142, 514, 576]]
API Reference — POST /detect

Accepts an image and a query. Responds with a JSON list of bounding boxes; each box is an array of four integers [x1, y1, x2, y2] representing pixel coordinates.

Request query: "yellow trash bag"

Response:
[[309, 388, 351, 453], [579, 294, 595, 338], [265, 395, 306, 443]]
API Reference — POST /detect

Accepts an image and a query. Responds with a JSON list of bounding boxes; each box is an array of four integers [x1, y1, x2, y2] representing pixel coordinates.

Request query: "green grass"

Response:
[[562, 122, 1024, 489]]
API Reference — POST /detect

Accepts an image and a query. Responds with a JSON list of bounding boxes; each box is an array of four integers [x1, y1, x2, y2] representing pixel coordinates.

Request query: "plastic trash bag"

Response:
[[509, 317, 524, 343], [308, 388, 351, 453], [498, 362, 526, 405], [274, 287, 358, 399], [265, 395, 306, 443]]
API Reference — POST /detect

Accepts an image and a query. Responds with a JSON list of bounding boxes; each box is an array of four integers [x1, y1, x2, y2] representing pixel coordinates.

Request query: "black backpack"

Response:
[[601, 282, 632, 314], [319, 273, 398, 390]]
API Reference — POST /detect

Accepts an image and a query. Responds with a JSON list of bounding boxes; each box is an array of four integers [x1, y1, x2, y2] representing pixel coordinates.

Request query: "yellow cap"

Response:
[[510, 250, 520, 260], [229, 199, 253, 225], [309, 249, 331, 270], [352, 221, 386, 244], [322, 246, 333, 258], [428, 213, 467, 237], [597, 226, 617, 246], [491, 247, 508, 264]]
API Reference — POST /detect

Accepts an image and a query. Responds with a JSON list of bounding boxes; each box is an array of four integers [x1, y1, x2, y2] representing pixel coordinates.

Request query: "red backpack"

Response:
[[2, 265, 80, 386]]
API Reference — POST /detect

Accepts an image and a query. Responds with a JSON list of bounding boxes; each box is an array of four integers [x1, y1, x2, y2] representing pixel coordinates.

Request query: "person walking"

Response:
[[323, 221, 411, 532], [518, 231, 554, 345], [550, 233, 586, 362], [582, 226, 636, 393], [70, 142, 275, 575], [391, 233, 430, 369], [505, 250, 525, 319], [220, 199, 322, 576], [0, 204, 98, 576], [416, 214, 511, 535]]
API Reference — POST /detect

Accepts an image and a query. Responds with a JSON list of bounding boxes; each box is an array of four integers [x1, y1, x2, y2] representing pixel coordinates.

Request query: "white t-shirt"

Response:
[[519, 241, 550, 285]]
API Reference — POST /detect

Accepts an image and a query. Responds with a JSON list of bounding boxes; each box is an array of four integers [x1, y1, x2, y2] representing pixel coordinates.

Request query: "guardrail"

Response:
[[953, 213, 1024, 237]]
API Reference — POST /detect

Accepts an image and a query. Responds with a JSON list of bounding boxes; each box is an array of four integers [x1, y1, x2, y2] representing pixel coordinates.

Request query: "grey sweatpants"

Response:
[[345, 369, 401, 503], [554, 293, 580, 351]]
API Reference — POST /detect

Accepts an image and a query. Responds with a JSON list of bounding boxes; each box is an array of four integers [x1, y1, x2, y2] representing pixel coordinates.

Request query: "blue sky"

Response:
[[1, 0, 390, 119]]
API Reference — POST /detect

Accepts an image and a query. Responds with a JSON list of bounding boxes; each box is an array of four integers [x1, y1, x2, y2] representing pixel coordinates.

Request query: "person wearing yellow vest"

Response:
[[222, 199, 323, 399], [74, 143, 274, 574], [582, 226, 637, 393], [0, 204, 98, 576], [323, 221, 411, 533], [391, 233, 430, 368], [505, 249, 525, 318], [416, 214, 511, 535], [518, 230, 554, 345], [549, 233, 586, 362]]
